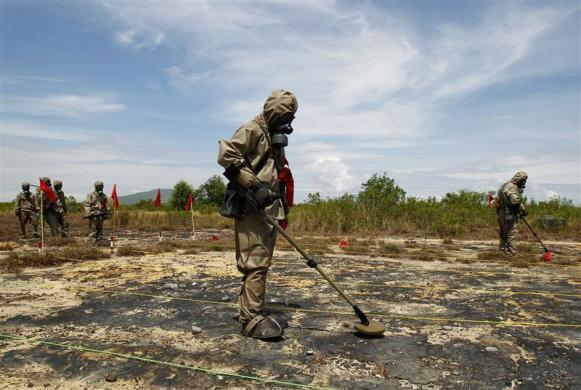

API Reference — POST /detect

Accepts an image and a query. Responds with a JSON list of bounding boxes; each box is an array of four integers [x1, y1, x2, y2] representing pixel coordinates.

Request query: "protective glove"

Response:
[[518, 205, 527, 218], [250, 184, 275, 210]]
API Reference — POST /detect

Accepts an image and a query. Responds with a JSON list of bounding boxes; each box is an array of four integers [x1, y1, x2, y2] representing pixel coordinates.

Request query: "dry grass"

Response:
[[309, 351, 327, 365], [477, 250, 502, 261], [0, 241, 18, 251], [45, 237, 79, 247], [517, 243, 535, 253], [379, 242, 404, 254], [510, 256, 529, 268], [442, 238, 454, 245], [373, 362, 390, 379], [116, 246, 147, 257], [59, 246, 110, 260], [1, 252, 60, 272], [411, 252, 436, 262]]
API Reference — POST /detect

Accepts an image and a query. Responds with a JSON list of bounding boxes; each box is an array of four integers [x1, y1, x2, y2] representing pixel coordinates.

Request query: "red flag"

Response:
[[184, 193, 194, 211], [339, 239, 349, 248], [278, 158, 294, 207], [111, 184, 119, 209], [211, 235, 220, 241], [39, 178, 58, 202], [154, 189, 161, 207]]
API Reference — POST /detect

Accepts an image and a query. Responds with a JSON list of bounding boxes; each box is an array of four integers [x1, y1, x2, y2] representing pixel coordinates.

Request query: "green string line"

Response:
[[83, 288, 581, 329], [0, 332, 332, 390]]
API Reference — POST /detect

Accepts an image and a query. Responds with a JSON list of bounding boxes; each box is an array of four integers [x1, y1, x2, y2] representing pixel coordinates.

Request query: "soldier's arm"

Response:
[[217, 125, 262, 189], [84, 194, 95, 214], [505, 184, 521, 206], [15, 194, 21, 212]]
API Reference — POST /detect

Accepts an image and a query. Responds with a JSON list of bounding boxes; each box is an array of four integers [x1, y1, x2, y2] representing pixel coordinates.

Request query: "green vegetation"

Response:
[[289, 173, 581, 239]]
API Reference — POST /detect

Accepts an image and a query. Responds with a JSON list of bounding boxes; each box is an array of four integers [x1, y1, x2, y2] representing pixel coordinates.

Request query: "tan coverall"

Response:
[[496, 172, 527, 254], [15, 191, 38, 237], [84, 191, 109, 240], [217, 90, 298, 325]]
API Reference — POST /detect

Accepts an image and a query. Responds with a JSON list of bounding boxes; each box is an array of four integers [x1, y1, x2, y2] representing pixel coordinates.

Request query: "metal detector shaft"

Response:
[[522, 218, 550, 252], [266, 215, 369, 325]]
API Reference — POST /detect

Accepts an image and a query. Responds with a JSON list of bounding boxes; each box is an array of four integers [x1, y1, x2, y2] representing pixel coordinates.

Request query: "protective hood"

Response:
[[262, 90, 298, 127], [511, 171, 528, 185]]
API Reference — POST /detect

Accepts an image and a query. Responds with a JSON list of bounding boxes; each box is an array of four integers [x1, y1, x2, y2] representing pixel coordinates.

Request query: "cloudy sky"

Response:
[[1, 0, 579, 203]]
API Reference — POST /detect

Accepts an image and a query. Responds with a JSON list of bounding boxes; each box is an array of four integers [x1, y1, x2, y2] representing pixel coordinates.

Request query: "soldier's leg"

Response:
[[95, 216, 104, 239], [506, 220, 518, 254], [45, 212, 58, 236], [62, 215, 69, 237], [235, 210, 277, 329], [89, 219, 97, 239], [497, 215, 506, 251], [18, 214, 26, 236]]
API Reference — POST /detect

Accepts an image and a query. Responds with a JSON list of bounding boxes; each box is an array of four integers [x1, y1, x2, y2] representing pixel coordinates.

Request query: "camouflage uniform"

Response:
[[35, 177, 59, 237], [54, 180, 69, 237], [218, 90, 297, 337], [15, 183, 39, 238], [84, 181, 109, 241], [496, 171, 528, 254]]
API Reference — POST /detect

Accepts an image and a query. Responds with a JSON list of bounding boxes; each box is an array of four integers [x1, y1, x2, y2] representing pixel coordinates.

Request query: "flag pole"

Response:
[[111, 202, 115, 253], [39, 184, 44, 254], [190, 202, 196, 240]]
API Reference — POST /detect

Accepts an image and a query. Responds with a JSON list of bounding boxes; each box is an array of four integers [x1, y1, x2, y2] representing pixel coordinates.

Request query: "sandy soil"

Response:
[[0, 230, 580, 389]]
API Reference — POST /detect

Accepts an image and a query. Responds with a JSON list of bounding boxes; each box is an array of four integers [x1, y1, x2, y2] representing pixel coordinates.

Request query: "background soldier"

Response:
[[84, 181, 110, 241], [218, 90, 298, 339], [496, 171, 528, 255], [53, 180, 69, 237], [15, 182, 39, 238], [35, 177, 59, 237]]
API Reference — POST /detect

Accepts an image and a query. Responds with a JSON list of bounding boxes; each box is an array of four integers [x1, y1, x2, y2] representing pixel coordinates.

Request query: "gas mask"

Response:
[[270, 114, 294, 148]]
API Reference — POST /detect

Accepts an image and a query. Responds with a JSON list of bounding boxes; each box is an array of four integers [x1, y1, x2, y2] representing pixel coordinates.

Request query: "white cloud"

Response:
[[305, 157, 355, 195], [115, 29, 164, 49], [0, 94, 126, 117]]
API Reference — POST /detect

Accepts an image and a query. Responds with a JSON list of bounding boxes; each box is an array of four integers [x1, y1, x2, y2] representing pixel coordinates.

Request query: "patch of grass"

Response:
[[309, 351, 327, 365], [477, 250, 502, 261], [379, 242, 404, 254], [116, 246, 147, 257], [58, 246, 110, 260], [442, 238, 454, 245], [373, 362, 390, 379], [1, 252, 59, 272], [0, 241, 18, 251], [404, 240, 418, 248], [182, 247, 198, 255], [46, 237, 78, 247], [510, 256, 529, 268], [411, 252, 436, 261], [517, 243, 534, 253]]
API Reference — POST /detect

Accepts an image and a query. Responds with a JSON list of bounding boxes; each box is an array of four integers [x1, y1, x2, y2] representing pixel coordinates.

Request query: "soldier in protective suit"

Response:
[[15, 182, 39, 238], [496, 171, 528, 255], [84, 181, 110, 241], [217, 90, 298, 339], [53, 180, 69, 237], [35, 177, 59, 237]]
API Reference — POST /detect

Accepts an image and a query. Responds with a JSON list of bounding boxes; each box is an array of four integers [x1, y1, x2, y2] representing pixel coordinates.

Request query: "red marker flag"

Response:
[[339, 239, 349, 248], [154, 189, 161, 208], [111, 184, 119, 209], [39, 178, 58, 202], [184, 193, 194, 211]]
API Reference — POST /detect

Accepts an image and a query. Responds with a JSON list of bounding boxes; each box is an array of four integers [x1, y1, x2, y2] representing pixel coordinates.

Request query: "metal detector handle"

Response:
[[266, 215, 370, 325], [521, 217, 550, 252]]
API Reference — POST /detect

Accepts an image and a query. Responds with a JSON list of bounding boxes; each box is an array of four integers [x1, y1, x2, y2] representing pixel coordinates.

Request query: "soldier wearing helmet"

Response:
[[35, 177, 59, 237], [217, 90, 298, 339], [496, 171, 528, 255], [14, 182, 39, 238], [84, 180, 110, 241], [53, 180, 69, 237]]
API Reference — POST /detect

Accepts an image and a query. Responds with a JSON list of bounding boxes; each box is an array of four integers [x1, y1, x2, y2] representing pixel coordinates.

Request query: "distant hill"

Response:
[[118, 188, 173, 205]]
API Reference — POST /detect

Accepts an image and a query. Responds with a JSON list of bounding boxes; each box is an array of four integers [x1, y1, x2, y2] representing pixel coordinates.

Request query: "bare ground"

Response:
[[0, 229, 580, 389]]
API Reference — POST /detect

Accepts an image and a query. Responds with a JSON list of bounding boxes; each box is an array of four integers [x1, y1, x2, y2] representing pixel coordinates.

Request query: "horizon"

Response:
[[1, 1, 580, 204]]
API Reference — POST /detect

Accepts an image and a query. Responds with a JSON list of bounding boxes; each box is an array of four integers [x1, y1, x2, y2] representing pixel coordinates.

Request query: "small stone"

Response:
[[485, 346, 499, 352], [342, 322, 351, 328], [105, 374, 117, 383], [306, 350, 314, 356], [164, 283, 179, 290], [27, 383, 34, 388], [191, 282, 197, 287], [220, 295, 229, 302], [191, 326, 202, 335], [217, 375, 224, 380], [443, 326, 453, 330]]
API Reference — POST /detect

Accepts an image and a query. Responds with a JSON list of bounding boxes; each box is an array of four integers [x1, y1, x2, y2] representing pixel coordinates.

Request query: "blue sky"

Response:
[[0, 0, 579, 203]]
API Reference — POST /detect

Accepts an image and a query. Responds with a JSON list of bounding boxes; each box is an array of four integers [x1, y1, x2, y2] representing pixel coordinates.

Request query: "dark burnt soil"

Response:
[[1, 236, 580, 389]]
